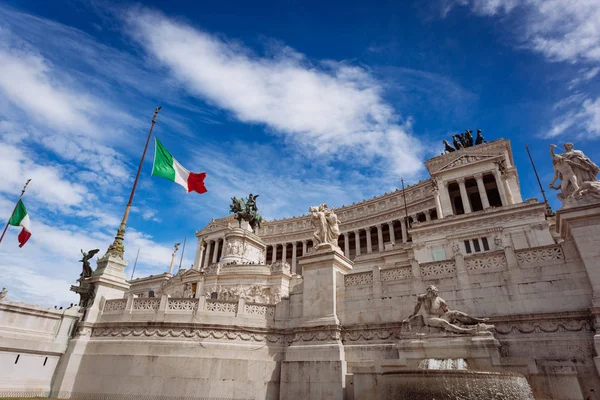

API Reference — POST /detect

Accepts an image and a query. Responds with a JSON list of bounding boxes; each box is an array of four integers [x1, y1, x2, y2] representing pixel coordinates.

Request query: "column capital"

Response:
[[354, 230, 360, 235], [424, 209, 431, 216], [457, 177, 466, 184], [473, 172, 484, 180], [387, 220, 394, 226], [366, 226, 372, 232], [375, 223, 382, 229]]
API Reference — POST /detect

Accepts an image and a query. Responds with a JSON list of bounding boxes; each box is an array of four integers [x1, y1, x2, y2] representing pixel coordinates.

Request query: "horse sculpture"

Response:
[[230, 194, 263, 233]]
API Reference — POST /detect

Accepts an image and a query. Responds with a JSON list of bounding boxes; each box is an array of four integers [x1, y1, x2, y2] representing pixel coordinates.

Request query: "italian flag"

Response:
[[152, 138, 207, 194], [8, 200, 32, 248]]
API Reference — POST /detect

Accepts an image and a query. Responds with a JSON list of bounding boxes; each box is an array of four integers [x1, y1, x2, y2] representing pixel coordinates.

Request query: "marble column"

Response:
[[366, 227, 373, 254], [401, 218, 407, 243], [302, 240, 308, 256], [344, 232, 350, 257], [503, 174, 514, 205], [354, 230, 361, 256], [457, 177, 472, 214], [425, 210, 431, 221], [493, 169, 508, 206], [212, 239, 220, 263], [388, 221, 395, 244], [193, 240, 205, 270], [291, 242, 297, 274], [474, 173, 490, 209], [377, 224, 384, 252], [271, 245, 278, 263], [204, 240, 213, 268], [433, 187, 444, 218], [282, 243, 287, 263]]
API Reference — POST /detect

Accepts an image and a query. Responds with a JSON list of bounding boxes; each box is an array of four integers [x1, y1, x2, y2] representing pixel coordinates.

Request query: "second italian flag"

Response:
[[152, 138, 207, 194], [8, 200, 32, 248]]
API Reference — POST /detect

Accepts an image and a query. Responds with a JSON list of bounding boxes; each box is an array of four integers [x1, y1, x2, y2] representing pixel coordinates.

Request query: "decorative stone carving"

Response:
[[205, 299, 237, 313], [167, 298, 199, 311], [245, 303, 275, 317], [103, 299, 127, 313], [92, 326, 283, 343], [344, 272, 374, 286], [380, 266, 412, 281], [402, 285, 493, 334], [549, 143, 599, 202], [309, 203, 340, 248], [515, 245, 564, 266], [420, 260, 457, 278], [132, 298, 160, 311], [465, 253, 507, 273], [205, 284, 282, 304], [182, 283, 194, 298], [270, 261, 291, 273], [494, 319, 593, 335]]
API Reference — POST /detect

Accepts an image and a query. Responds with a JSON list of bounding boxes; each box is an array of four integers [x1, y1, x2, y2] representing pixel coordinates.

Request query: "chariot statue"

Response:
[[230, 193, 263, 233]]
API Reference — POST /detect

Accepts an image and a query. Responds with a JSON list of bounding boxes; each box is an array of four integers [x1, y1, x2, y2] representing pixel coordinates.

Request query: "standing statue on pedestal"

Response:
[[0, 287, 7, 300], [403, 285, 492, 334], [79, 249, 99, 278], [309, 204, 340, 248], [549, 143, 599, 201], [230, 193, 263, 233]]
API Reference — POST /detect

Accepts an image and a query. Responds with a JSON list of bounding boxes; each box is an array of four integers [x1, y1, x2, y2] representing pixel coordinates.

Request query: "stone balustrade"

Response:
[[465, 251, 507, 274], [102, 296, 276, 320], [515, 244, 565, 267], [420, 260, 457, 279]]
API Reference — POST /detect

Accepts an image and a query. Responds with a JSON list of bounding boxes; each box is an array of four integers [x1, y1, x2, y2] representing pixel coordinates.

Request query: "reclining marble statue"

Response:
[[549, 142, 600, 202], [309, 203, 340, 249], [403, 285, 493, 334]]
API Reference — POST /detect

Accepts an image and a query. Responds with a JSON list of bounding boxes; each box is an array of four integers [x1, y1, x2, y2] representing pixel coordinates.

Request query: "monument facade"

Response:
[[1, 137, 600, 399]]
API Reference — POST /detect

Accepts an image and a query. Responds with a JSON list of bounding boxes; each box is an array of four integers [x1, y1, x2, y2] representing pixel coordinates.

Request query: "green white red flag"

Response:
[[151, 138, 207, 194], [8, 200, 31, 247]]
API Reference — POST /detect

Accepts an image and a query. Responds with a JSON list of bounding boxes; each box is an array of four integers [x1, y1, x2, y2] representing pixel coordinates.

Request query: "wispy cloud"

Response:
[[125, 9, 425, 177], [450, 0, 600, 64]]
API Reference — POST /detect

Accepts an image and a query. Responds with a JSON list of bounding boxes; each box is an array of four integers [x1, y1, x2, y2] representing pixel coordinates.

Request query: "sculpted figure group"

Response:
[[403, 285, 493, 335], [309, 204, 340, 248], [549, 142, 600, 203]]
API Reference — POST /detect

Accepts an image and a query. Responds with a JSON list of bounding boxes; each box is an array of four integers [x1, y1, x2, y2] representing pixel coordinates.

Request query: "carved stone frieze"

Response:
[[92, 326, 283, 343], [287, 328, 342, 345], [420, 260, 456, 278], [493, 319, 593, 335]]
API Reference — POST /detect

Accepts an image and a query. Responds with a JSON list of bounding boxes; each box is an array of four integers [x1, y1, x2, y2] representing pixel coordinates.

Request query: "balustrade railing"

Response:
[[465, 251, 507, 274], [380, 266, 412, 282], [205, 299, 238, 314], [420, 260, 456, 279], [344, 271, 373, 287], [132, 298, 160, 311], [166, 298, 199, 312], [516, 244, 564, 267], [103, 298, 127, 313]]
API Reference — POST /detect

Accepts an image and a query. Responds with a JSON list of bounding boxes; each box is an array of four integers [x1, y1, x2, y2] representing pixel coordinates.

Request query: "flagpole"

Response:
[[177, 237, 187, 273], [130, 248, 140, 280], [105, 107, 161, 258], [0, 179, 31, 245], [525, 145, 553, 218]]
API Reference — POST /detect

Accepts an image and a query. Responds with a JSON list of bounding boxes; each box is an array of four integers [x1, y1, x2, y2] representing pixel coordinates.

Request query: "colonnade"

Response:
[[192, 208, 439, 274], [441, 172, 509, 216]]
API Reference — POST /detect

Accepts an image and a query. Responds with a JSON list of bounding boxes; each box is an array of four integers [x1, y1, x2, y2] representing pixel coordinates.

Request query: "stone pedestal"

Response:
[[557, 200, 600, 378], [298, 243, 352, 327], [280, 244, 353, 400], [83, 254, 130, 324], [220, 227, 266, 265]]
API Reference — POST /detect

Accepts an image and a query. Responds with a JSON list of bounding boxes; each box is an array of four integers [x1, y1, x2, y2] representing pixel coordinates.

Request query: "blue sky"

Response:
[[1, 0, 599, 305]]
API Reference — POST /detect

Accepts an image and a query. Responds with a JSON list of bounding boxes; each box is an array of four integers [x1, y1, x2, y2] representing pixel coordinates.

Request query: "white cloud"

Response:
[[451, 0, 600, 63], [0, 142, 88, 207], [546, 96, 600, 138], [126, 10, 424, 176], [568, 67, 600, 89]]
